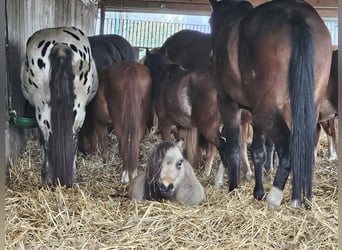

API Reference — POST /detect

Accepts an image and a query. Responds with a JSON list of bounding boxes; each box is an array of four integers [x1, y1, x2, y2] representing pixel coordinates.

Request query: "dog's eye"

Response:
[[176, 159, 183, 169]]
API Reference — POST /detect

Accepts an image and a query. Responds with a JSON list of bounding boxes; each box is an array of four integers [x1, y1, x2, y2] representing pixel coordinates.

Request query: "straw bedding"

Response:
[[5, 130, 337, 249]]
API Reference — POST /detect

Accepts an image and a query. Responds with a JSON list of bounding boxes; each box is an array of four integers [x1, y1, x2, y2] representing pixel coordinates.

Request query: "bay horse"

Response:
[[157, 29, 270, 181], [78, 61, 152, 183], [21, 27, 98, 187], [143, 50, 223, 177], [128, 140, 205, 205], [209, 0, 332, 208]]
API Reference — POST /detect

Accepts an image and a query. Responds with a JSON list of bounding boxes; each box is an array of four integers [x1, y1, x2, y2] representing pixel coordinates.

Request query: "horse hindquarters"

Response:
[[105, 62, 152, 183], [268, 12, 329, 209]]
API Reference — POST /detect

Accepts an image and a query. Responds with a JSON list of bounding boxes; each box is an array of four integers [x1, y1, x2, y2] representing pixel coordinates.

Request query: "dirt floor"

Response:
[[5, 130, 338, 249]]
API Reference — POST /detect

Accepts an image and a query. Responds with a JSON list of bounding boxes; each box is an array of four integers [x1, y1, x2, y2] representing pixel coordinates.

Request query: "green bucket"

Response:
[[9, 110, 38, 129]]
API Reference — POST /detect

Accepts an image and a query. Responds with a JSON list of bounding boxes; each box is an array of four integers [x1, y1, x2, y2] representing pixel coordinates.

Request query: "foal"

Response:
[[128, 141, 205, 205]]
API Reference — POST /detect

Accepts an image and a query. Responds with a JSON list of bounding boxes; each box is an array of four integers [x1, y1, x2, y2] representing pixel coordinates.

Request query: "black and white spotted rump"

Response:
[[21, 26, 98, 187]]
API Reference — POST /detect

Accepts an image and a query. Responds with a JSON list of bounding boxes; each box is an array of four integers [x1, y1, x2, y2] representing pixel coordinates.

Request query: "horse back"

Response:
[[89, 34, 135, 61], [158, 29, 212, 71]]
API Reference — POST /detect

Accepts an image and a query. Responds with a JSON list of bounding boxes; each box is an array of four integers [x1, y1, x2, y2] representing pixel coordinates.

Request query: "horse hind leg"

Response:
[[327, 134, 337, 160], [204, 142, 216, 177], [264, 136, 275, 176], [251, 125, 267, 200], [240, 121, 253, 180], [40, 132, 54, 185], [266, 115, 291, 209], [321, 118, 338, 160], [214, 162, 225, 188]]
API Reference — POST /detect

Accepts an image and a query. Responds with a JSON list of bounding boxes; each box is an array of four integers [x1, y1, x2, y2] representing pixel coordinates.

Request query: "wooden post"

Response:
[[99, 1, 105, 35]]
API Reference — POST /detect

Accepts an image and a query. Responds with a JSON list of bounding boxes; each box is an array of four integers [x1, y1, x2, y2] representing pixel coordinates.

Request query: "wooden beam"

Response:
[[102, 0, 338, 16]]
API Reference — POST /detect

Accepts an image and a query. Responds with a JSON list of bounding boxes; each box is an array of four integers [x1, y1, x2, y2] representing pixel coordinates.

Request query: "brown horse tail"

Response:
[[49, 43, 75, 187], [288, 13, 315, 206], [120, 67, 142, 181], [183, 127, 200, 168]]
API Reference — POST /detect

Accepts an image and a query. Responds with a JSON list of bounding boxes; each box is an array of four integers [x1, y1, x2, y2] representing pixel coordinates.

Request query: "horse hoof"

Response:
[[214, 180, 223, 188], [228, 184, 238, 192], [245, 171, 253, 180], [328, 154, 337, 161], [267, 186, 283, 210], [290, 199, 302, 208], [121, 171, 130, 184], [253, 189, 265, 200], [121, 170, 137, 184]]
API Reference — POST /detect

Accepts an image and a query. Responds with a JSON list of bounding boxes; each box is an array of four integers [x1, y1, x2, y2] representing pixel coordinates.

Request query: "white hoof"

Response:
[[290, 199, 302, 208], [267, 186, 283, 210], [328, 152, 337, 161], [245, 170, 253, 180], [121, 170, 137, 184]]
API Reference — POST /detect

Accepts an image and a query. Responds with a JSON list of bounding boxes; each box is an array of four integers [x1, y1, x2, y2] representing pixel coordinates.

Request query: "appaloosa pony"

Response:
[[21, 27, 98, 187], [78, 61, 152, 183], [128, 140, 205, 205], [209, 0, 332, 208]]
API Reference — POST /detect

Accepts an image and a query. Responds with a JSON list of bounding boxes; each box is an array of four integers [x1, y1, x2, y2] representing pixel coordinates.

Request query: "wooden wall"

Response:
[[5, 0, 98, 166]]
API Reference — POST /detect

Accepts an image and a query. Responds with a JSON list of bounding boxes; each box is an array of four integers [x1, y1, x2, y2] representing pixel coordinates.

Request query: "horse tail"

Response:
[[288, 13, 315, 205], [183, 127, 199, 168], [49, 43, 75, 187], [120, 67, 141, 181]]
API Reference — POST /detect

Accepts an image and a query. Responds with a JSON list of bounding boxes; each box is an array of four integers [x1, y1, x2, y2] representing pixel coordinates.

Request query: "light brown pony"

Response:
[[209, 0, 332, 209], [78, 61, 152, 183], [143, 51, 222, 179], [316, 49, 338, 160], [128, 140, 205, 205]]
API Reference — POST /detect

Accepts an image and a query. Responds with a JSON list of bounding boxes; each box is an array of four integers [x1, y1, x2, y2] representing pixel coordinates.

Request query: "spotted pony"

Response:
[[21, 27, 98, 187]]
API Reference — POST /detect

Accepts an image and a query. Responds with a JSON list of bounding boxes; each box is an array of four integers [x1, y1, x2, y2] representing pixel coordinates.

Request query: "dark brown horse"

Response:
[[209, 0, 332, 209], [155, 30, 217, 175], [158, 29, 212, 72], [78, 61, 152, 183], [156, 29, 258, 179]]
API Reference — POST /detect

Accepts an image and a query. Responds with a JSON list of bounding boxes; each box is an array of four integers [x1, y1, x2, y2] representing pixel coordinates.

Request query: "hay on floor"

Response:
[[5, 131, 338, 249]]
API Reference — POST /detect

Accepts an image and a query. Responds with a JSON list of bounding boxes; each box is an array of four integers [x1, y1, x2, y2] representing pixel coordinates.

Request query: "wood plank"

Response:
[[103, 0, 338, 16]]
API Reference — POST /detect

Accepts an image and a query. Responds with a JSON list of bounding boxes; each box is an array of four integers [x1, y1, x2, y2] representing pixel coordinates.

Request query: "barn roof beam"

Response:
[[102, 0, 338, 16]]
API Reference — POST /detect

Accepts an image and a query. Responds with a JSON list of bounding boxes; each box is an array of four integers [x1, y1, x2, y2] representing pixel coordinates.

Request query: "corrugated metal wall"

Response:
[[5, 0, 98, 166]]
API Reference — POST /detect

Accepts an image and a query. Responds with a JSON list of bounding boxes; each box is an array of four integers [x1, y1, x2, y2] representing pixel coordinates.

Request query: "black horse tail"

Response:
[[120, 66, 141, 181], [288, 14, 315, 206], [49, 43, 75, 187]]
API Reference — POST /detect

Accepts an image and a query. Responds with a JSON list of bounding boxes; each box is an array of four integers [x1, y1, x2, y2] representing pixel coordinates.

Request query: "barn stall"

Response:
[[4, 0, 338, 248]]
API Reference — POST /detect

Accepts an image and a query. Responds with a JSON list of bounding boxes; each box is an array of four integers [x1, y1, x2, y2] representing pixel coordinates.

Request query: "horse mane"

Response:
[[144, 52, 187, 98], [144, 141, 177, 201]]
